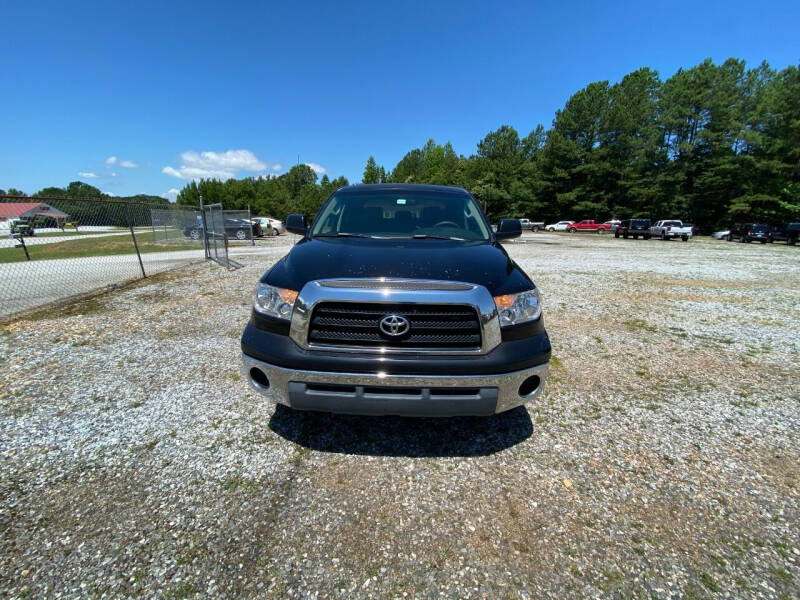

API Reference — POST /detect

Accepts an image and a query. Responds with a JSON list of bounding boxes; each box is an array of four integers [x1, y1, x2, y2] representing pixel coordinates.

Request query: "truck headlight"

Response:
[[254, 283, 298, 320], [493, 288, 541, 326]]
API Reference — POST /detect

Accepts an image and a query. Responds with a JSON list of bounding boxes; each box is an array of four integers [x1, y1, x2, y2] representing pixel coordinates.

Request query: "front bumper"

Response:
[[242, 352, 549, 416]]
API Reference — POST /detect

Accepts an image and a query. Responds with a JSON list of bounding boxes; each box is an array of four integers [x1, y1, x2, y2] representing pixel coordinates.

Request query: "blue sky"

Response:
[[2, 0, 798, 200]]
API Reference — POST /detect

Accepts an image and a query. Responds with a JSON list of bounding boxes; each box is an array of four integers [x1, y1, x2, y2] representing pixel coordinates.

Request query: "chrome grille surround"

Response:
[[289, 278, 501, 355]]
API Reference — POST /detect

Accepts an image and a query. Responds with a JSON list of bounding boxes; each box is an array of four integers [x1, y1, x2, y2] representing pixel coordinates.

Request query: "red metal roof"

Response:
[[0, 202, 46, 218]]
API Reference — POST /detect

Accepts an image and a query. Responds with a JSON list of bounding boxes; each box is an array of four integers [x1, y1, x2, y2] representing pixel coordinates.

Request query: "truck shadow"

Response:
[[267, 404, 533, 457]]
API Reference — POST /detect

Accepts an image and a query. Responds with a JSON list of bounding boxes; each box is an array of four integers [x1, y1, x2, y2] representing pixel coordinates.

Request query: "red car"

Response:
[[568, 220, 612, 234]]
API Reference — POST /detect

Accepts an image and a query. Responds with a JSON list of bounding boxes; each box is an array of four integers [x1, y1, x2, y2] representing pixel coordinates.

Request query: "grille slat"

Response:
[[314, 306, 475, 318], [309, 302, 482, 350]]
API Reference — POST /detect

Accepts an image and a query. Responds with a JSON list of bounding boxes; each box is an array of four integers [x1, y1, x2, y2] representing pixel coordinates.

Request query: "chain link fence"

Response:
[[0, 195, 203, 319]]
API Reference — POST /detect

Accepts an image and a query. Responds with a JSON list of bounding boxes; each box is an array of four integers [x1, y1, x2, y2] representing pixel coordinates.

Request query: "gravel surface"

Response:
[[1, 234, 798, 599]]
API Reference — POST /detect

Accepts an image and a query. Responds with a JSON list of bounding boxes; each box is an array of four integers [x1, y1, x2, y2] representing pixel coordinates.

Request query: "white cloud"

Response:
[[162, 149, 268, 180], [120, 160, 138, 168], [78, 171, 99, 178], [105, 156, 117, 165], [162, 166, 182, 178], [161, 188, 181, 202], [103, 190, 116, 197], [272, 164, 282, 171], [305, 162, 326, 174]]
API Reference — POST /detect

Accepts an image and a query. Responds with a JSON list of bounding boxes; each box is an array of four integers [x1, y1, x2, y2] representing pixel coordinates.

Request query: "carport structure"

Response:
[[0, 201, 70, 228]]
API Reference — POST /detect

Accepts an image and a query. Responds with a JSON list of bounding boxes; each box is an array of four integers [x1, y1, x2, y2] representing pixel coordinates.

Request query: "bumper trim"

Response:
[[242, 352, 548, 416]]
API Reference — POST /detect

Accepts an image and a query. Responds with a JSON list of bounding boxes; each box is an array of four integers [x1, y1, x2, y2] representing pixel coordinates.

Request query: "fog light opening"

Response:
[[518, 375, 540, 397], [249, 367, 270, 390]]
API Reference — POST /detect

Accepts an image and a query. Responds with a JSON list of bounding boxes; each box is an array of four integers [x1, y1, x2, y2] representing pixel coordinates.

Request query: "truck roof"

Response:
[[339, 183, 470, 195]]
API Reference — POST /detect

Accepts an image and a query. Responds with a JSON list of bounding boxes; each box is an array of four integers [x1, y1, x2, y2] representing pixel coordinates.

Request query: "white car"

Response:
[[712, 230, 730, 240], [251, 217, 285, 236], [545, 220, 574, 232]]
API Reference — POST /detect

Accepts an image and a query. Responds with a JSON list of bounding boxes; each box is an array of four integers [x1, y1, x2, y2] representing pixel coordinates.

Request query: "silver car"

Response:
[[252, 217, 285, 236]]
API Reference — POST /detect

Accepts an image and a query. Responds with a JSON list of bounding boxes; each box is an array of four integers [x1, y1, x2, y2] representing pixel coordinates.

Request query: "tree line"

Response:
[[6, 58, 797, 231], [174, 167, 349, 219], [363, 58, 798, 230]]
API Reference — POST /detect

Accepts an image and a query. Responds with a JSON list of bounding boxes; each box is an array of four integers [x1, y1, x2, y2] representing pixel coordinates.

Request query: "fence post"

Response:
[[126, 205, 146, 278], [199, 195, 209, 260], [248, 204, 254, 246], [15, 234, 31, 261]]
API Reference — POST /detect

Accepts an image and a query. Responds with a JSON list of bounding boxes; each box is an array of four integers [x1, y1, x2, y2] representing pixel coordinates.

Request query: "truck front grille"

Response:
[[308, 302, 482, 350]]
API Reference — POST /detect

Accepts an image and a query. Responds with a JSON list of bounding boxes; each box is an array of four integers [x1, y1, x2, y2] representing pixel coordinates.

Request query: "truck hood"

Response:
[[261, 237, 534, 296]]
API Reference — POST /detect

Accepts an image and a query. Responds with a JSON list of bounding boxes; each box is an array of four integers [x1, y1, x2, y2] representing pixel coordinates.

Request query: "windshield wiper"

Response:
[[314, 232, 373, 238], [410, 234, 465, 241]]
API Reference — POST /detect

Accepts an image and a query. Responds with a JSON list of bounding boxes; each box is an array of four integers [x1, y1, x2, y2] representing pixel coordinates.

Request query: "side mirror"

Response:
[[495, 218, 522, 240], [286, 213, 308, 235]]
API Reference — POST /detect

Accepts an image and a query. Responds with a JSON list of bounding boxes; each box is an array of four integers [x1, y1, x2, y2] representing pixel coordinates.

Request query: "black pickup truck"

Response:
[[241, 184, 551, 416], [614, 218, 651, 239]]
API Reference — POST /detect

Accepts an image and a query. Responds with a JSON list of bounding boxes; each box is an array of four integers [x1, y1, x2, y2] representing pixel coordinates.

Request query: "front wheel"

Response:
[[682, 236, 688, 242], [236, 229, 247, 241], [190, 229, 200, 240]]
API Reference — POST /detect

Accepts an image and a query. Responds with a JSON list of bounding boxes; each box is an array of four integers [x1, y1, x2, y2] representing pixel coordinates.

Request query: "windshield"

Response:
[[310, 189, 491, 241]]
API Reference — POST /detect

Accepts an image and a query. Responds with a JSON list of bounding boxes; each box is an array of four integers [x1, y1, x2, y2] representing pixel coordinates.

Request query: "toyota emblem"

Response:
[[379, 314, 410, 337]]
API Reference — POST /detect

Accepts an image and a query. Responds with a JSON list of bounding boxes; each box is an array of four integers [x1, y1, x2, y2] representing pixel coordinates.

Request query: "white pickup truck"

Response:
[[650, 220, 692, 241]]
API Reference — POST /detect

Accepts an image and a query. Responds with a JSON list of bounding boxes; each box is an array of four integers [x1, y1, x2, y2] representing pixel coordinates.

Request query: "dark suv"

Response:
[[728, 223, 772, 243], [241, 184, 551, 417], [614, 218, 651, 239], [184, 217, 262, 241], [771, 223, 799, 245]]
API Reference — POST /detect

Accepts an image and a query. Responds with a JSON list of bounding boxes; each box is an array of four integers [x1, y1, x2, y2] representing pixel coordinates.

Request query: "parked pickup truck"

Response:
[[241, 183, 551, 416], [650, 220, 692, 241], [614, 218, 651, 239], [568, 220, 612, 234], [771, 222, 799, 245], [518, 219, 545, 232]]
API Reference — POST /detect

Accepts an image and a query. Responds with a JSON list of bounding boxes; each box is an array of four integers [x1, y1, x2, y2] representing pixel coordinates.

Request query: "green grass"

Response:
[[14, 230, 125, 238], [0, 235, 200, 263]]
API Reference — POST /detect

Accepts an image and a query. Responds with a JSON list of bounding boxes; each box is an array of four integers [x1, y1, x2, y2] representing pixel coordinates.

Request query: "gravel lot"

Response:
[[1, 234, 798, 599]]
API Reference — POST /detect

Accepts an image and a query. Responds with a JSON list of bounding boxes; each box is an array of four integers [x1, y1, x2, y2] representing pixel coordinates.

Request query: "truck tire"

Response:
[[644, 234, 651, 240], [531, 226, 539, 233], [597, 228, 606, 234], [633, 234, 638, 239], [661, 232, 667, 241], [569, 227, 577, 233], [682, 236, 688, 242], [614, 230, 620, 238]]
